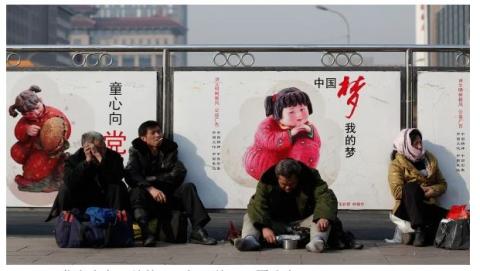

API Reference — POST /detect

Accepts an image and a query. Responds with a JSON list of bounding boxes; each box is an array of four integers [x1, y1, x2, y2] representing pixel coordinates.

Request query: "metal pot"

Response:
[[282, 239, 299, 250]]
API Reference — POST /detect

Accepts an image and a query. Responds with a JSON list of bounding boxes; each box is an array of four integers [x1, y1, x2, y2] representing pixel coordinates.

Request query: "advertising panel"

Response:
[[173, 70, 401, 209], [6, 71, 157, 207], [417, 71, 470, 208]]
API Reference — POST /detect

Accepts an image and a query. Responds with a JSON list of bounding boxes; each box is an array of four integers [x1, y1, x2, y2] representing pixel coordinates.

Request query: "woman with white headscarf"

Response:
[[388, 128, 447, 247]]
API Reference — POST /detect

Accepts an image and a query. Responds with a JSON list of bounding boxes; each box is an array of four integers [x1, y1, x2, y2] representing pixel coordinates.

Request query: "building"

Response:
[[7, 5, 75, 66], [415, 5, 469, 66], [69, 5, 187, 67]]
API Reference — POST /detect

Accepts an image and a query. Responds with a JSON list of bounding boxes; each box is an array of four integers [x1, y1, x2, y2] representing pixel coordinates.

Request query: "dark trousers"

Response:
[[129, 182, 210, 230], [395, 182, 447, 239], [46, 182, 130, 221]]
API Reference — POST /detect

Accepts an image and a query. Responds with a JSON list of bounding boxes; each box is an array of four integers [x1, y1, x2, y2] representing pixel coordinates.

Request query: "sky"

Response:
[[186, 5, 415, 66]]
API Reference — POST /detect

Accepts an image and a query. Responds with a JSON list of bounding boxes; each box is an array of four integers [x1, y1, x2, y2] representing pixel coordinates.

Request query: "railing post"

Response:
[[162, 48, 173, 140], [405, 48, 413, 128]]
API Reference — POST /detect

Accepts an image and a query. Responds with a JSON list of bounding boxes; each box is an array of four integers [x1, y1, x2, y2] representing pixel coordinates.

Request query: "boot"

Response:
[[134, 209, 156, 247], [190, 227, 217, 245], [413, 228, 426, 247]]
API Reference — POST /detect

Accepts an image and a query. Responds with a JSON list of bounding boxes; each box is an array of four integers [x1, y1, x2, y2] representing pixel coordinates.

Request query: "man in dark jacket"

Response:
[[46, 131, 130, 221], [234, 158, 338, 253], [126, 120, 216, 247]]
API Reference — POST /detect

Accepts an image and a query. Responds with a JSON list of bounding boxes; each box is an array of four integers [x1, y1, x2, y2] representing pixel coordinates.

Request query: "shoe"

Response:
[[234, 236, 261, 251], [190, 228, 217, 245], [306, 238, 326, 253], [133, 209, 157, 247], [401, 232, 414, 245], [413, 229, 426, 247], [143, 234, 156, 247]]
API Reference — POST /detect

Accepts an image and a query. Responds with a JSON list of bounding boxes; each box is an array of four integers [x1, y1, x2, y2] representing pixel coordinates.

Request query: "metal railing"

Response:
[[6, 44, 470, 136]]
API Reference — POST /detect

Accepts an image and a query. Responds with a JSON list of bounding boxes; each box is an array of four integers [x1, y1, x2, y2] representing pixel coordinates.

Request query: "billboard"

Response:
[[417, 71, 470, 208], [173, 70, 401, 209], [6, 71, 157, 207]]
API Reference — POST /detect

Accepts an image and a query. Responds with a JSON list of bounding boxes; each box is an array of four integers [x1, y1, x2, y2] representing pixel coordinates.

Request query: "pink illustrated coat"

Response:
[[243, 116, 321, 180]]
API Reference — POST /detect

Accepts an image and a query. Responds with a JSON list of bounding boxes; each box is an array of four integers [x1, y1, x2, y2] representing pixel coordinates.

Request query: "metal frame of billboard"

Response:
[[7, 45, 469, 139]]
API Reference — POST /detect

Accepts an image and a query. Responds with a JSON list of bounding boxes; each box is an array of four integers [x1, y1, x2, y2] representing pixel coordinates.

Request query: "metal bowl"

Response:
[[282, 239, 299, 250]]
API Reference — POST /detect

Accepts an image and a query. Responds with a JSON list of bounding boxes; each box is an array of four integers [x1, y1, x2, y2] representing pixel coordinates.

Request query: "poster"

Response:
[[173, 70, 401, 209], [417, 71, 470, 209], [6, 71, 157, 207]]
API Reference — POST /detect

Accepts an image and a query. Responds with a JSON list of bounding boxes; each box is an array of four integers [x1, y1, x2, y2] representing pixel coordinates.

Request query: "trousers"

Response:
[[129, 182, 210, 230], [240, 213, 331, 241]]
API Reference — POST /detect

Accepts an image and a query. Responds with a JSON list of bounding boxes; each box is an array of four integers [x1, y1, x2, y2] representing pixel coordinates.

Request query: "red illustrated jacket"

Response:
[[243, 116, 321, 180], [12, 106, 71, 158]]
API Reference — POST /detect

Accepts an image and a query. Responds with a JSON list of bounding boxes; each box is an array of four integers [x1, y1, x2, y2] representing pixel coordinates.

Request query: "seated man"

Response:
[[235, 158, 338, 253], [46, 131, 130, 221], [126, 120, 217, 247]]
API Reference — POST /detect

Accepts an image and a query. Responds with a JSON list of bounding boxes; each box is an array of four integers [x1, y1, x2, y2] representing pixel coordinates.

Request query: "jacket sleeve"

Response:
[[388, 162, 405, 200], [98, 152, 124, 185], [312, 170, 338, 222], [247, 182, 273, 229], [125, 148, 150, 188], [63, 157, 97, 191], [14, 118, 31, 142], [254, 118, 292, 152], [155, 152, 187, 189], [430, 166, 448, 197]]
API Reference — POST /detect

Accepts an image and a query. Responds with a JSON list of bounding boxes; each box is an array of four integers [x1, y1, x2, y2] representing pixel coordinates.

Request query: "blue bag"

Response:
[[54, 208, 134, 248], [107, 210, 135, 247], [54, 211, 82, 248], [85, 207, 117, 226]]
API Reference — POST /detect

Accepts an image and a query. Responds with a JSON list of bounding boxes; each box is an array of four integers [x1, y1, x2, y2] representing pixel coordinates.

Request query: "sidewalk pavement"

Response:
[[6, 208, 469, 265]]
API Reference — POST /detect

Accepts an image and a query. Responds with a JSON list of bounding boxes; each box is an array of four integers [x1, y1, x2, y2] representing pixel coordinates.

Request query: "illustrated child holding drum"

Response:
[[9, 85, 72, 192]]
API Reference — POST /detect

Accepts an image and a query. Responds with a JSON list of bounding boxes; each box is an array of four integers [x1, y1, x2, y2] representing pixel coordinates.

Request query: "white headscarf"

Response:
[[393, 128, 425, 162]]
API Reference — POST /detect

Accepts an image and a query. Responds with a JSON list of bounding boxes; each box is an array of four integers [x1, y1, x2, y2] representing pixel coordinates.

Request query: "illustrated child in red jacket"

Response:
[[9, 85, 72, 192], [243, 87, 321, 180]]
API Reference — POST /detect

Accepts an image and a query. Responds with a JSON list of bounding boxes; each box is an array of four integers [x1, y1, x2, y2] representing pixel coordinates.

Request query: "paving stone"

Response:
[[7, 256, 41, 264]]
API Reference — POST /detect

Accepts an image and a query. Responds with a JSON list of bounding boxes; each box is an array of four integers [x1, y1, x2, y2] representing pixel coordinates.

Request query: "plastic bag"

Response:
[[434, 218, 469, 250], [446, 205, 469, 220], [389, 212, 414, 233]]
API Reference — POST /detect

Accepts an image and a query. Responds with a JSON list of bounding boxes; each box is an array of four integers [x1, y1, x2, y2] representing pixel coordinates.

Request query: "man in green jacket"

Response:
[[235, 158, 338, 253]]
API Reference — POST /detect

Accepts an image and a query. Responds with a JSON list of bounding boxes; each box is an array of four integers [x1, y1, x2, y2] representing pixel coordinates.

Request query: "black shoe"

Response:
[[143, 234, 156, 247], [190, 228, 217, 245], [413, 229, 426, 247], [234, 236, 261, 251]]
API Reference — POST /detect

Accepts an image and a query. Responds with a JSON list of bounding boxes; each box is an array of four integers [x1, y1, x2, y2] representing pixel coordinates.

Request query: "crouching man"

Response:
[[235, 158, 338, 253], [45, 131, 130, 222]]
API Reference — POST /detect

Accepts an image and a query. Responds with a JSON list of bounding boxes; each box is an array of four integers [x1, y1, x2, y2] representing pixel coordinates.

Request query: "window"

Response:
[[122, 55, 134, 66], [139, 55, 151, 67], [72, 38, 82, 45], [111, 56, 118, 66]]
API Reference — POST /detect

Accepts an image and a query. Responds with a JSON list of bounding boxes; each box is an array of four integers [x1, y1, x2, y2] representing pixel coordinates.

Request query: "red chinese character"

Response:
[[104, 130, 127, 155], [337, 75, 366, 119]]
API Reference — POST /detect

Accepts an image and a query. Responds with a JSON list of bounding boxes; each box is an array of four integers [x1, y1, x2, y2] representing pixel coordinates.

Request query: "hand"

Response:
[[90, 145, 103, 163], [422, 186, 435, 198], [290, 124, 311, 137], [262, 227, 276, 244], [83, 143, 94, 163], [26, 125, 41, 136], [147, 186, 167, 204], [316, 218, 330, 232]]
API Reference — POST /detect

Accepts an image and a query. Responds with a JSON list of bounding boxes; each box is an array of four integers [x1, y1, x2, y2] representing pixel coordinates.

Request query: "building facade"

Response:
[[69, 5, 187, 67], [7, 5, 75, 66], [415, 5, 469, 66]]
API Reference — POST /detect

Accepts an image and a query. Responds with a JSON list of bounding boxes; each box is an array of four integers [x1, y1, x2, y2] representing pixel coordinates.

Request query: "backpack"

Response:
[[327, 217, 363, 250], [158, 210, 188, 243]]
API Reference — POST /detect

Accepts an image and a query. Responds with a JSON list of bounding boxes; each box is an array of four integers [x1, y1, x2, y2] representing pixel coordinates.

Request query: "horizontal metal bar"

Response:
[[6, 44, 470, 53]]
